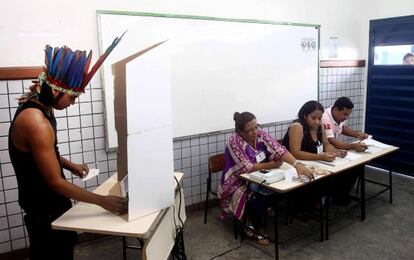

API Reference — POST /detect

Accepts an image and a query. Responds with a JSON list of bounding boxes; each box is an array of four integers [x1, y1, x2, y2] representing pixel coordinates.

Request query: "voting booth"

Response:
[[109, 41, 174, 221]]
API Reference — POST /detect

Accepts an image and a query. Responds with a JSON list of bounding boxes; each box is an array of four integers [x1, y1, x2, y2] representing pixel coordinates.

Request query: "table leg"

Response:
[[274, 196, 279, 260], [320, 196, 324, 242], [361, 169, 366, 221], [389, 159, 393, 204], [325, 194, 329, 240], [123, 236, 127, 260]]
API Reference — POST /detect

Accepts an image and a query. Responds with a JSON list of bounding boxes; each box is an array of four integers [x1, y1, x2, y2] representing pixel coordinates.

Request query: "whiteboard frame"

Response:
[[96, 10, 320, 151]]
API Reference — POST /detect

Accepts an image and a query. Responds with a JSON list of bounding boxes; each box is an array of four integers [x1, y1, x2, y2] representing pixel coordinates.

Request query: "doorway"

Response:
[[366, 15, 414, 176]]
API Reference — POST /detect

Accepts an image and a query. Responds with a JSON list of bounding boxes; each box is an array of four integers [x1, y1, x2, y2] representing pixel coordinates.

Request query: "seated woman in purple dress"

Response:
[[217, 111, 312, 245]]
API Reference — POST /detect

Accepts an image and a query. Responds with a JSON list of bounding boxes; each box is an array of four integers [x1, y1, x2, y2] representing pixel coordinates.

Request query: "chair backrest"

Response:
[[209, 153, 225, 174]]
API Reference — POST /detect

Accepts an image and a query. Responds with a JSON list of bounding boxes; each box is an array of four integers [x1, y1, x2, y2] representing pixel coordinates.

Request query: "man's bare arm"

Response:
[[15, 109, 127, 214]]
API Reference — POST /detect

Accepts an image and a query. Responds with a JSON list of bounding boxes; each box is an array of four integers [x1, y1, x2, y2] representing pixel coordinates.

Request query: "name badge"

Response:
[[316, 143, 323, 154], [255, 151, 266, 162]]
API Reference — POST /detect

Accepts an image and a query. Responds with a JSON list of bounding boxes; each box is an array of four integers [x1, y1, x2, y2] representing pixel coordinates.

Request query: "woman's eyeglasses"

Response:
[[242, 124, 261, 134]]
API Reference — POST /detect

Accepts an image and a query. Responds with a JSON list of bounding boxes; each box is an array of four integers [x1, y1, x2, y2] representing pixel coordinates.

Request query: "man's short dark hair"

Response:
[[333, 97, 354, 110], [403, 52, 414, 62]]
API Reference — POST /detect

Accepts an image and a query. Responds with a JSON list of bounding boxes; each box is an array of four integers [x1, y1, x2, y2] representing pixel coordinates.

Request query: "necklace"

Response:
[[248, 139, 257, 150]]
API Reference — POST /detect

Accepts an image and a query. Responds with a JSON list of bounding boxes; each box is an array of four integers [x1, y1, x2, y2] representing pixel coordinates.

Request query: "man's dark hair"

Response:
[[403, 52, 414, 63], [38, 82, 54, 106], [333, 97, 354, 110]]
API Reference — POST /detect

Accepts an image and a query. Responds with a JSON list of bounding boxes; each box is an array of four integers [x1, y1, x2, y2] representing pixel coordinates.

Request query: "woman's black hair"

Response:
[[297, 100, 324, 131], [234, 111, 256, 132]]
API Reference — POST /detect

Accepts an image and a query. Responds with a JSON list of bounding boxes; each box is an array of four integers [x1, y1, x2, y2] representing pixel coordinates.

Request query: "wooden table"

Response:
[[52, 172, 185, 260]]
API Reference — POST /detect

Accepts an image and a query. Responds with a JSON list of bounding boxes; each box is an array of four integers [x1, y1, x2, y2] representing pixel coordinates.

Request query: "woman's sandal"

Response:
[[244, 225, 255, 238], [255, 235, 270, 246]]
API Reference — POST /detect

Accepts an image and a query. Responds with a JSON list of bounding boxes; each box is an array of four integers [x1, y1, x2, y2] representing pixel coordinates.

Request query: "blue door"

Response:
[[366, 15, 414, 176]]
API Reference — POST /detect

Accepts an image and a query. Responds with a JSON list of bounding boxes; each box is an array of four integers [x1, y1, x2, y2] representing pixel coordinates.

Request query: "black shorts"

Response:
[[24, 213, 78, 260]]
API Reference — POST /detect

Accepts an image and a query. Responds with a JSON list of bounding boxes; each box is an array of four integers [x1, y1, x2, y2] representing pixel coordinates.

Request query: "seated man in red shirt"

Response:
[[322, 97, 369, 152], [321, 97, 369, 204]]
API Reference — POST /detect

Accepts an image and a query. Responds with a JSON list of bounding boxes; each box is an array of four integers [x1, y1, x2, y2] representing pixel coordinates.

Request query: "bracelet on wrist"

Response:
[[292, 160, 298, 167]]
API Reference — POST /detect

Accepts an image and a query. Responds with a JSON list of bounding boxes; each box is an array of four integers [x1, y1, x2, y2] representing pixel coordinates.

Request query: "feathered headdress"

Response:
[[38, 32, 126, 97]]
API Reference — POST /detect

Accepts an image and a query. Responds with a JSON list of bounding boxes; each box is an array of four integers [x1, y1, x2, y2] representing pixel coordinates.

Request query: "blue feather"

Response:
[[45, 46, 53, 75], [68, 51, 83, 87], [60, 49, 74, 80], [73, 52, 87, 87], [64, 53, 79, 87], [51, 48, 64, 79], [70, 51, 82, 87]]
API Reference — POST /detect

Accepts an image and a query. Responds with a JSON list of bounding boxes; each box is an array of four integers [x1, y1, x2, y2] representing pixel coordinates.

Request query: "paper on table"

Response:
[[315, 156, 350, 166], [81, 168, 100, 181], [344, 151, 363, 160], [365, 146, 383, 154], [361, 138, 391, 149]]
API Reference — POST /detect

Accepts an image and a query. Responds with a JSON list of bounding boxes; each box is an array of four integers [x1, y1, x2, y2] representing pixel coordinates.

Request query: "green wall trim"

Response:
[[96, 10, 320, 29]]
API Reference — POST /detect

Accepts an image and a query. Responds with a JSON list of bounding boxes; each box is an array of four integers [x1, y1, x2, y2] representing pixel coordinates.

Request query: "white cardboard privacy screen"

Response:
[[112, 41, 174, 221]]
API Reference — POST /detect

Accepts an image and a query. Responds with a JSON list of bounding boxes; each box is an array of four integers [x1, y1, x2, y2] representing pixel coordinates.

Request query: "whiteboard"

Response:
[[97, 12, 319, 150]]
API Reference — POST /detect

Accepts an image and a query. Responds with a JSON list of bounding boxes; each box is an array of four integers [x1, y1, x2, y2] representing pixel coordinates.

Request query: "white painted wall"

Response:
[[356, 0, 414, 61], [0, 0, 412, 70]]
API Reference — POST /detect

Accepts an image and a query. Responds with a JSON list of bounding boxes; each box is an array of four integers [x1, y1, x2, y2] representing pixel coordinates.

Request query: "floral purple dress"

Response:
[[217, 130, 287, 220]]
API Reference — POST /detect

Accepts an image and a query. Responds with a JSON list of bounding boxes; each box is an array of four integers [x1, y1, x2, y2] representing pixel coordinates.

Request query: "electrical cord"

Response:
[[208, 242, 245, 260], [171, 175, 187, 260]]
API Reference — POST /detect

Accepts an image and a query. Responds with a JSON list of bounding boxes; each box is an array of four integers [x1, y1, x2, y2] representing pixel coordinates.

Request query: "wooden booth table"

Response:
[[52, 172, 185, 260]]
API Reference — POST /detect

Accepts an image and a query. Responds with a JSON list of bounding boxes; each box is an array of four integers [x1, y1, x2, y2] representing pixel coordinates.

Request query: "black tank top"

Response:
[[282, 121, 323, 154], [8, 100, 72, 218]]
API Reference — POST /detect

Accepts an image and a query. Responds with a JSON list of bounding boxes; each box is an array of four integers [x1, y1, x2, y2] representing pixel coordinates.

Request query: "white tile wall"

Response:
[[93, 114, 104, 126], [6, 202, 21, 215], [11, 238, 26, 250], [79, 89, 91, 103], [0, 82, 7, 94], [8, 214, 23, 227], [81, 115, 93, 127], [0, 110, 9, 123], [0, 230, 10, 243], [66, 103, 80, 116], [7, 81, 23, 94], [69, 141, 83, 154], [0, 205, 5, 217], [0, 123, 9, 136], [0, 96, 8, 108], [0, 217, 8, 230], [0, 150, 10, 163], [1, 163, 14, 177], [67, 116, 80, 128], [3, 176, 17, 190], [10, 226, 24, 240], [68, 129, 81, 141], [5, 190, 18, 203], [79, 103, 92, 115]]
